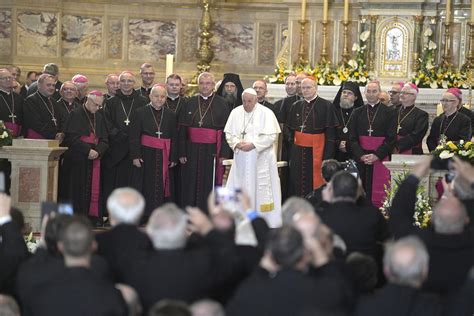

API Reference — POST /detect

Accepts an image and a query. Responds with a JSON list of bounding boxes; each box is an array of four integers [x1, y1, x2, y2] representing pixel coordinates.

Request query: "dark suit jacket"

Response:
[[0, 220, 29, 295], [389, 175, 474, 296], [317, 201, 389, 257], [354, 284, 442, 316]]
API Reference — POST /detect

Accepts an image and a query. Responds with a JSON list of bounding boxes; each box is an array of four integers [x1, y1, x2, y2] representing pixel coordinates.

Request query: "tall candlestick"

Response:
[[446, 0, 451, 22], [471, 0, 474, 23], [343, 0, 349, 22], [165, 54, 173, 80], [301, 0, 307, 20], [323, 0, 328, 22]]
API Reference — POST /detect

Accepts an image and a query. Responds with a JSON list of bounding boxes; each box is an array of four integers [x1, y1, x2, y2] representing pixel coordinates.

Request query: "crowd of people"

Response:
[[0, 63, 473, 315]]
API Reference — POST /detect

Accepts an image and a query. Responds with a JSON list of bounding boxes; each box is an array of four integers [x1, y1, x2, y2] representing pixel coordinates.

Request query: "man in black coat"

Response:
[[96, 187, 151, 281], [389, 157, 474, 298], [354, 236, 441, 316], [316, 171, 389, 258], [0, 194, 29, 295], [22, 216, 127, 316], [118, 203, 239, 314]]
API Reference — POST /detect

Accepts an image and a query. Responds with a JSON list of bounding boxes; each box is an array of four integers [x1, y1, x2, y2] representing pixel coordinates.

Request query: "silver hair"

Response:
[[0, 294, 20, 316], [384, 236, 429, 287], [432, 201, 467, 234], [190, 299, 225, 316], [282, 196, 316, 224], [150, 84, 167, 96], [107, 187, 145, 224], [197, 72, 215, 83], [146, 203, 188, 250]]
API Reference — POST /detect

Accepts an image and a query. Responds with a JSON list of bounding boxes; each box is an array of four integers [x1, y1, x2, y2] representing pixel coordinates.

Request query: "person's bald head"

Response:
[[432, 196, 468, 234], [295, 73, 308, 95], [150, 84, 167, 109], [301, 77, 317, 100], [0, 69, 13, 91], [252, 80, 268, 101], [119, 71, 136, 95]]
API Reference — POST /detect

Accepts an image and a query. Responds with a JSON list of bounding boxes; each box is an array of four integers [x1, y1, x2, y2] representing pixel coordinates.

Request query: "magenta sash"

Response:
[[359, 136, 390, 208], [80, 133, 100, 217], [187, 127, 224, 186], [396, 135, 422, 155], [4, 122, 21, 138], [26, 129, 44, 139], [141, 134, 172, 197]]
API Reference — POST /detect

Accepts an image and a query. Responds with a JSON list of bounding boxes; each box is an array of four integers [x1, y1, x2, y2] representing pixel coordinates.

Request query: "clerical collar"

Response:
[[445, 110, 458, 118], [368, 103, 378, 108], [151, 105, 163, 111], [142, 86, 152, 91], [401, 104, 415, 110], [304, 95, 318, 103], [0, 88, 10, 95], [200, 93, 213, 100], [168, 95, 179, 101]]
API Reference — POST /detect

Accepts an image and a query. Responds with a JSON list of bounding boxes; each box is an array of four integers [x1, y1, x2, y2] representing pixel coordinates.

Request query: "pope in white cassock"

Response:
[[224, 88, 282, 228]]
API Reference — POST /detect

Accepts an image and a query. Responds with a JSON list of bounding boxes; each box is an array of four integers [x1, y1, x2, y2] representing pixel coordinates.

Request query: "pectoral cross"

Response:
[[397, 125, 402, 133], [367, 127, 373, 136], [198, 120, 203, 127], [9, 113, 16, 124], [299, 124, 305, 132], [52, 117, 57, 126], [156, 131, 163, 138], [240, 130, 247, 139], [124, 118, 130, 126]]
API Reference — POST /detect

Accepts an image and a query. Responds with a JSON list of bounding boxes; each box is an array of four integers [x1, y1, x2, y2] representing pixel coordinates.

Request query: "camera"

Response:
[[341, 159, 359, 179], [41, 201, 74, 219], [215, 186, 241, 205]]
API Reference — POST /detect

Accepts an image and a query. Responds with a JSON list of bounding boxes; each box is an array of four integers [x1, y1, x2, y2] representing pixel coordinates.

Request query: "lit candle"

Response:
[[301, 0, 307, 20], [165, 54, 173, 80], [323, 0, 328, 22], [437, 103, 443, 116], [343, 0, 349, 22], [446, 0, 451, 23]]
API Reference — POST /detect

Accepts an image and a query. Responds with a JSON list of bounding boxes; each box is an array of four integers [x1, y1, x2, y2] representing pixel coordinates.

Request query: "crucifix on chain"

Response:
[[52, 117, 57, 127], [9, 113, 16, 124], [156, 131, 163, 138], [367, 127, 374, 136], [299, 124, 305, 132], [240, 130, 247, 139], [124, 118, 130, 126]]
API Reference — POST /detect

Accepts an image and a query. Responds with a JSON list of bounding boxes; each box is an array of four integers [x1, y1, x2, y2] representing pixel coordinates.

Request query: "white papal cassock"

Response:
[[224, 103, 282, 228]]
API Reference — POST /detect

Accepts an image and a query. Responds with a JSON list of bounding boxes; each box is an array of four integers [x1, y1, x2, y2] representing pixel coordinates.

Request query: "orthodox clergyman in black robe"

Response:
[[286, 78, 338, 198], [130, 85, 178, 218], [61, 91, 108, 220], [102, 72, 147, 205], [332, 81, 364, 162], [392, 84, 428, 155], [178, 72, 231, 213], [427, 88, 472, 152], [216, 73, 244, 110], [349, 81, 396, 208]]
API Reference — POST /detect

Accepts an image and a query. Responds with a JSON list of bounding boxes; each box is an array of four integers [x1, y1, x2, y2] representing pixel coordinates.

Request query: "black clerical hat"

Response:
[[332, 81, 364, 109], [216, 73, 244, 97]]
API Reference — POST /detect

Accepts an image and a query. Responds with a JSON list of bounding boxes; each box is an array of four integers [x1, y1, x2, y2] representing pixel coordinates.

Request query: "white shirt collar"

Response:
[[304, 94, 318, 103]]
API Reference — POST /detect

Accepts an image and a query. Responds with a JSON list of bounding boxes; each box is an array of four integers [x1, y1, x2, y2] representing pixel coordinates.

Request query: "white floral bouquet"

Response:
[[380, 170, 432, 228], [25, 232, 40, 253], [432, 139, 474, 164], [0, 120, 12, 147]]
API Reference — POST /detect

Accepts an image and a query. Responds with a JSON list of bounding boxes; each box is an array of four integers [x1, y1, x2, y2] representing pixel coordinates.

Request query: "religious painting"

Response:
[[62, 15, 102, 59], [0, 9, 11, 56], [128, 19, 176, 61], [108, 18, 123, 59], [258, 23, 276, 66], [181, 21, 199, 62], [17, 11, 58, 57], [210, 23, 254, 64], [378, 18, 410, 77]]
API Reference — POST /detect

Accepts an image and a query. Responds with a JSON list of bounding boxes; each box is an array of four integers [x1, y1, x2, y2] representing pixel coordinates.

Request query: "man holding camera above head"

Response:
[[393, 83, 428, 155], [224, 88, 282, 228]]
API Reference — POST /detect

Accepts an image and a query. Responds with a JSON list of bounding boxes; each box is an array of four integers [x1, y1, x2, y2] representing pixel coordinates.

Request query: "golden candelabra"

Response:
[[319, 21, 330, 64], [340, 21, 350, 64], [412, 15, 424, 72], [441, 21, 452, 68], [297, 19, 309, 66], [368, 15, 378, 71], [196, 0, 214, 75], [463, 23, 474, 70]]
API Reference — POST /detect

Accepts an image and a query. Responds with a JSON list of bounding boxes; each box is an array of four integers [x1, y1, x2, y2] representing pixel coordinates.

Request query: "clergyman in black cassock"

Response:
[[216, 73, 244, 109], [130, 85, 178, 218], [332, 81, 364, 162], [178, 72, 231, 212], [286, 77, 338, 198], [349, 81, 396, 208], [61, 92, 108, 218], [393, 84, 428, 155], [102, 72, 147, 205], [136, 63, 156, 102], [427, 88, 472, 152], [23, 74, 66, 140]]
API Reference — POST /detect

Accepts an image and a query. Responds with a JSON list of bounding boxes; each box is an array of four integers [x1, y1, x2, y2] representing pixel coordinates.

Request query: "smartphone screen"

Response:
[[58, 203, 74, 215]]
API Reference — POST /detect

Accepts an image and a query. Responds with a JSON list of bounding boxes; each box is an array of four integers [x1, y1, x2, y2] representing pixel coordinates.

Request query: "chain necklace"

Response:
[[240, 106, 256, 139], [149, 104, 165, 138], [120, 98, 135, 126], [83, 104, 97, 143], [197, 94, 215, 127], [60, 98, 74, 114], [299, 100, 316, 132], [166, 96, 182, 113], [339, 108, 354, 134], [38, 93, 57, 126], [0, 91, 16, 124], [397, 105, 417, 133], [439, 111, 459, 140], [366, 104, 381, 136]]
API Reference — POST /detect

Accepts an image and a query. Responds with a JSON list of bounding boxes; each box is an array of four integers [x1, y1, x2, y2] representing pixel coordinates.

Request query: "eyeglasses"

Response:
[[388, 90, 400, 95], [400, 92, 415, 96], [440, 99, 458, 103], [0, 77, 13, 81]]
